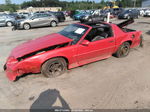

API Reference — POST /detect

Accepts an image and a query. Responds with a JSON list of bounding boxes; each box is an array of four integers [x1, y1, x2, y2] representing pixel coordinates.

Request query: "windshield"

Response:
[[59, 24, 89, 45]]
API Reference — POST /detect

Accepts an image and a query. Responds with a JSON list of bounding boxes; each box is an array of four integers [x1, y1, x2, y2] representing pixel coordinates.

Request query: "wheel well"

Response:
[[6, 21, 12, 23], [23, 23, 30, 27], [51, 20, 57, 24], [6, 21, 13, 25], [125, 40, 132, 45], [41, 56, 69, 70]]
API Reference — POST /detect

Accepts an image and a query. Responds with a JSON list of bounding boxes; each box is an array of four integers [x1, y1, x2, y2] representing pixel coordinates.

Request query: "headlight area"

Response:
[[5, 55, 42, 81], [7, 56, 18, 65]]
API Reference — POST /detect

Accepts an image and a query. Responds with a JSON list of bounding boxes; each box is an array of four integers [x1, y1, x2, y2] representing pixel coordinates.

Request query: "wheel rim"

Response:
[[7, 22, 12, 27], [89, 19, 92, 21], [24, 24, 30, 30], [51, 21, 56, 27], [119, 45, 129, 56], [48, 61, 63, 77]]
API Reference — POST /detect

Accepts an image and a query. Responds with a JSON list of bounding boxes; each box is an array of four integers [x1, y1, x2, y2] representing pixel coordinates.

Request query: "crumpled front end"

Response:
[[4, 56, 25, 81], [5, 66, 20, 81], [4, 54, 43, 81]]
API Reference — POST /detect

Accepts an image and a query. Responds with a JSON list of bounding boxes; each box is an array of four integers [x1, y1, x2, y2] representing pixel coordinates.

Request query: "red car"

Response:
[[4, 19, 143, 81]]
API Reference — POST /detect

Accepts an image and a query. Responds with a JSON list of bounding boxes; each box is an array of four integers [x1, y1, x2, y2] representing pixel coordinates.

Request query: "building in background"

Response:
[[17, 7, 62, 13], [142, 0, 150, 7]]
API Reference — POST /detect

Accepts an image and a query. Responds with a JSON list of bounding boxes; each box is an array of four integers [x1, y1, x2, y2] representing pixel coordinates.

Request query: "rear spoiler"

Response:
[[117, 18, 134, 28]]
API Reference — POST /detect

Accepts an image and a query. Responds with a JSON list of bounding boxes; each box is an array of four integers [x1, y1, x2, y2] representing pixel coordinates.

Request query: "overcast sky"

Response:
[[0, 0, 100, 4]]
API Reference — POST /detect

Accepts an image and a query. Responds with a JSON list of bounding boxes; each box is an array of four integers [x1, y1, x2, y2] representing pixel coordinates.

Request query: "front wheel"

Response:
[[50, 21, 57, 27], [23, 23, 30, 30], [114, 42, 130, 58], [41, 58, 67, 78]]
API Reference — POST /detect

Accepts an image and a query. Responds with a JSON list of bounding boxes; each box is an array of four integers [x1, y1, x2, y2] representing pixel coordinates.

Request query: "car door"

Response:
[[37, 14, 51, 26], [30, 14, 46, 27], [29, 14, 41, 27], [76, 28, 116, 65], [0, 16, 6, 26]]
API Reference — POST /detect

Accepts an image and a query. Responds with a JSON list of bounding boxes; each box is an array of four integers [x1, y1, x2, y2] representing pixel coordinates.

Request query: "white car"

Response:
[[144, 10, 150, 17], [139, 9, 145, 16]]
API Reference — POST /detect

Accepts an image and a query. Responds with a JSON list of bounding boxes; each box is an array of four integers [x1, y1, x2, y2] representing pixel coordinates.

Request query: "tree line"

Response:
[[0, 0, 142, 12]]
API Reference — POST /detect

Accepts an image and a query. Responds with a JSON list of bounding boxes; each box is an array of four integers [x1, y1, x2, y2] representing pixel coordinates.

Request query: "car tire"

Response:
[[41, 58, 67, 78], [88, 18, 92, 22], [104, 17, 107, 21], [50, 21, 57, 27], [23, 23, 30, 30], [6, 21, 13, 27], [127, 16, 130, 19], [114, 42, 130, 58]]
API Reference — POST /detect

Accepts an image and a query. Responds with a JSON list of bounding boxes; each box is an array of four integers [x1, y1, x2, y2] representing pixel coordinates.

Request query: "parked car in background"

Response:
[[18, 12, 31, 19], [51, 12, 66, 22], [144, 9, 150, 17], [8, 13, 21, 19], [0, 15, 16, 27], [73, 12, 87, 20], [110, 8, 124, 16], [13, 13, 58, 30], [139, 9, 145, 17], [118, 9, 139, 19], [79, 13, 106, 22]]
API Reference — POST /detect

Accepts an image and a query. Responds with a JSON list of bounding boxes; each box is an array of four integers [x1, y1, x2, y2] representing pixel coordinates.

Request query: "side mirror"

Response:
[[31, 18, 35, 20], [81, 40, 90, 46]]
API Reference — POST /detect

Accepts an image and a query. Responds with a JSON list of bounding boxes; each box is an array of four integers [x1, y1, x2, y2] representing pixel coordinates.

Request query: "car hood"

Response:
[[10, 33, 72, 58]]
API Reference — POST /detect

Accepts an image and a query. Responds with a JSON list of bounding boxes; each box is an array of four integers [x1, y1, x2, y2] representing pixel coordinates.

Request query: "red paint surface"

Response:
[[4, 22, 142, 81]]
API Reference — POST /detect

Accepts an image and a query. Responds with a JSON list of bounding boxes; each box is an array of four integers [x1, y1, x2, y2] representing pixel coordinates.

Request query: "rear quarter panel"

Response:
[[112, 24, 141, 53]]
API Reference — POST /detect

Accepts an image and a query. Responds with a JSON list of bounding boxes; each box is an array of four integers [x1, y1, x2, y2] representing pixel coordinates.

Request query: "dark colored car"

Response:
[[79, 13, 106, 22], [73, 13, 86, 20], [52, 12, 66, 22], [118, 9, 139, 19], [110, 8, 124, 16]]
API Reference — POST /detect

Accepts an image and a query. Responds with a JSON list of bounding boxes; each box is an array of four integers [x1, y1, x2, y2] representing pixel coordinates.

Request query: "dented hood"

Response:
[[10, 33, 72, 58]]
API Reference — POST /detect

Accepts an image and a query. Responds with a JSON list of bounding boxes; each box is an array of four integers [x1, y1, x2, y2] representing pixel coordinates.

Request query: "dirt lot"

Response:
[[0, 17, 150, 110]]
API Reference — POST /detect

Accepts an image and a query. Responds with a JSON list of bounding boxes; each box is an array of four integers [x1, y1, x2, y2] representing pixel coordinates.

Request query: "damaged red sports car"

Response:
[[4, 19, 143, 81]]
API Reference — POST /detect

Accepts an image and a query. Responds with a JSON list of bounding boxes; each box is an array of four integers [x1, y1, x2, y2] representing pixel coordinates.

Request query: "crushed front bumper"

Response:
[[4, 64, 20, 81]]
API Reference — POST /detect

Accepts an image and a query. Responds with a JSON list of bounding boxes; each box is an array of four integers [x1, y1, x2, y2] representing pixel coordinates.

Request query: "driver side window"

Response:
[[85, 27, 113, 42]]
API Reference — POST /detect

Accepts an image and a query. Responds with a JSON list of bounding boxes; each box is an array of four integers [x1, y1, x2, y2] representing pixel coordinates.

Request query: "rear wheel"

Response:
[[50, 21, 57, 27], [6, 21, 13, 27], [127, 16, 130, 19], [114, 42, 130, 58], [23, 23, 30, 30], [88, 18, 92, 22], [41, 58, 67, 78]]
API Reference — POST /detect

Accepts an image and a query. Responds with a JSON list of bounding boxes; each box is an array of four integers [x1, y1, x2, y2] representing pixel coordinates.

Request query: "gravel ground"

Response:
[[0, 17, 150, 110]]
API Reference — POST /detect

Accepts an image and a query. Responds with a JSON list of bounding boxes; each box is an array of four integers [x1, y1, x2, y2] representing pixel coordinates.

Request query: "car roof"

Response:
[[80, 21, 111, 28]]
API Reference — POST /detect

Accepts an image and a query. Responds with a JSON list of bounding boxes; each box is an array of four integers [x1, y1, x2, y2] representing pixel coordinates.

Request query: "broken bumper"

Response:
[[4, 64, 20, 81]]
